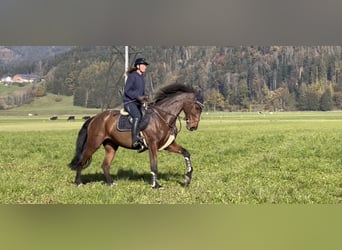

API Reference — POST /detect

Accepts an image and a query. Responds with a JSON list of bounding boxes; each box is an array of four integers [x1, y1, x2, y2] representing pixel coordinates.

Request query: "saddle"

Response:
[[116, 108, 176, 152], [116, 108, 152, 132]]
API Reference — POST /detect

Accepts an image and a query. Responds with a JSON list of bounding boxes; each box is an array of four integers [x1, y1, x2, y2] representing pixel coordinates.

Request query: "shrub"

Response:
[[55, 96, 63, 102]]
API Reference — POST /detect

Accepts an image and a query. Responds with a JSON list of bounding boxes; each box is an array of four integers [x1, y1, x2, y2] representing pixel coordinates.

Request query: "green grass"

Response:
[[0, 84, 24, 95], [0, 93, 101, 116], [0, 111, 341, 204]]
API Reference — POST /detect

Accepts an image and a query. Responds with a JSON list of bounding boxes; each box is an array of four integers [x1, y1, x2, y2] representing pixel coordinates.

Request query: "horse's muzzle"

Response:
[[186, 119, 199, 131], [186, 123, 198, 131]]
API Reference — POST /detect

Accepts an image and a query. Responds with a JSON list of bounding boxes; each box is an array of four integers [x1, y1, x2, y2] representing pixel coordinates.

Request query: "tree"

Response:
[[6, 45, 342, 111], [232, 78, 249, 108], [73, 87, 86, 107], [320, 88, 333, 111], [333, 91, 342, 109], [35, 82, 46, 97], [297, 84, 321, 111], [77, 64, 96, 107], [77, 62, 109, 108], [206, 89, 225, 112]]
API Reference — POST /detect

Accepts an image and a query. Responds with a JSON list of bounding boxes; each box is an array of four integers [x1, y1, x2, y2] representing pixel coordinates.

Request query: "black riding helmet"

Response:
[[134, 58, 149, 67]]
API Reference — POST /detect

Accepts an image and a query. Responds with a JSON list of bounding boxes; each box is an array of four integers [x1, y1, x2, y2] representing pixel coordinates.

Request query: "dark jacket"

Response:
[[123, 71, 146, 104]]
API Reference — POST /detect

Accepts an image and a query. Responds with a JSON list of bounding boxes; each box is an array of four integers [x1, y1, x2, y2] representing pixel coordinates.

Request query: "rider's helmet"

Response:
[[134, 58, 149, 67]]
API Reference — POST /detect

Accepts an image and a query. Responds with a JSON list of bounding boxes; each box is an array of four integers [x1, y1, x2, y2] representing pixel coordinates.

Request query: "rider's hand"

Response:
[[137, 96, 149, 103]]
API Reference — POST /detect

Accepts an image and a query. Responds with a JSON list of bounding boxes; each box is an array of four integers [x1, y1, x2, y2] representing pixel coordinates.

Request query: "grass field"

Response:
[[0, 111, 341, 204], [0, 84, 24, 95], [0, 93, 101, 116]]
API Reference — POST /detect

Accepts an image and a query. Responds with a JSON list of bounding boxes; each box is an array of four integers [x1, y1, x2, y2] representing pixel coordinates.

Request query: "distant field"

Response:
[[0, 84, 24, 95], [0, 111, 341, 204], [0, 93, 101, 116]]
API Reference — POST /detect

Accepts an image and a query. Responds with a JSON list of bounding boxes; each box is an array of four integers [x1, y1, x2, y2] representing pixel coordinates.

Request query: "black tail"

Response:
[[68, 117, 94, 170]]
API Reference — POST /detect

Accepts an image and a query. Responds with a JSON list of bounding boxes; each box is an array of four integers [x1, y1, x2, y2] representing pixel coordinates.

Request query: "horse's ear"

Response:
[[195, 91, 204, 104]]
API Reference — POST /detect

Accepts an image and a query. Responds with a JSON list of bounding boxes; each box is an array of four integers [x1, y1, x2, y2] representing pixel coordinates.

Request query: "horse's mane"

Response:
[[153, 83, 203, 104]]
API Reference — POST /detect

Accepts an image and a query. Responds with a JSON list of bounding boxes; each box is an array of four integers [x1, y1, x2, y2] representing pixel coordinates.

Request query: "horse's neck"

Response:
[[154, 99, 183, 121], [157, 100, 183, 116]]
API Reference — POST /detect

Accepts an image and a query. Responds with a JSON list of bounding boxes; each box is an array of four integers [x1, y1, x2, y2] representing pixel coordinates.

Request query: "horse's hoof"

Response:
[[152, 183, 163, 189], [109, 182, 117, 187], [77, 183, 84, 187], [184, 176, 191, 187]]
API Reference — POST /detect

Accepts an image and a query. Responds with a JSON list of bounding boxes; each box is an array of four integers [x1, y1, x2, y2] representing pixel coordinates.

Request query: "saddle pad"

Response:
[[117, 112, 151, 132]]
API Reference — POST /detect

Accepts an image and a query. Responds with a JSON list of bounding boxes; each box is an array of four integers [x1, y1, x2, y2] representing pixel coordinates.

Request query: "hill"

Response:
[[0, 93, 100, 116], [0, 46, 74, 63], [2, 46, 342, 112], [41, 46, 342, 112]]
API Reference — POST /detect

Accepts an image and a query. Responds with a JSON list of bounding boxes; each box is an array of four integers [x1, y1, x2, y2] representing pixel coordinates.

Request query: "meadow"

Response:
[[0, 111, 341, 204]]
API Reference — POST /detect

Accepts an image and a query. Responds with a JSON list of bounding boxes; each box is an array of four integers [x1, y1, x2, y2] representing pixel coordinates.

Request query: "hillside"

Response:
[[0, 46, 73, 63], [0, 46, 74, 79], [2, 46, 342, 112], [0, 93, 100, 116]]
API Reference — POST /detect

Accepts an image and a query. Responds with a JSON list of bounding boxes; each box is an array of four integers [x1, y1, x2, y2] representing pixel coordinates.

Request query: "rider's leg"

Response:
[[131, 117, 141, 147], [124, 103, 142, 148]]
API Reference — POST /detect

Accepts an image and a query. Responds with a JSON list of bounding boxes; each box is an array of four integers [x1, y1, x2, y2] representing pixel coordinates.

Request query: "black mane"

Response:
[[153, 83, 203, 103]]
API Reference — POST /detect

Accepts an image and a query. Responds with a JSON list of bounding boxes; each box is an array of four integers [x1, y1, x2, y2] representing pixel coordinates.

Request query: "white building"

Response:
[[0, 76, 12, 83]]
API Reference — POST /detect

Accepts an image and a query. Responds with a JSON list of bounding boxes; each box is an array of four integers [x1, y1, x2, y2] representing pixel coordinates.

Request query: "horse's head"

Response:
[[183, 94, 204, 131], [153, 83, 204, 131]]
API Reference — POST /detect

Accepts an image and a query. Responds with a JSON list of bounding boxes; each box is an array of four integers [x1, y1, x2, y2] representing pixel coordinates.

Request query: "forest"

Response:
[[1, 46, 342, 112]]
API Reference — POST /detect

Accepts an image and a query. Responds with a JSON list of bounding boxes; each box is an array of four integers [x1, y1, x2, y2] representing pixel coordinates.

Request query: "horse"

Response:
[[68, 83, 204, 189]]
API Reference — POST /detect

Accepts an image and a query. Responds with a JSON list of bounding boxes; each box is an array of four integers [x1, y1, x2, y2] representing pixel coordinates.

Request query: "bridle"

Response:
[[152, 106, 178, 128], [150, 98, 204, 131], [184, 99, 204, 125]]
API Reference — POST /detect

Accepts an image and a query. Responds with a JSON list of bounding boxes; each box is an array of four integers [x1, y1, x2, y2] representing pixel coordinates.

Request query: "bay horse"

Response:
[[68, 83, 204, 188]]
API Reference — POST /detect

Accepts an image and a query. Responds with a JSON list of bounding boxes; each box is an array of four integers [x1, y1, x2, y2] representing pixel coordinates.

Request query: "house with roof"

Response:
[[12, 74, 40, 83]]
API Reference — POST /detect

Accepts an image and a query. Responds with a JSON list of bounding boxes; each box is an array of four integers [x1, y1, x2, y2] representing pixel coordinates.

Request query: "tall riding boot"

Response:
[[131, 118, 141, 148]]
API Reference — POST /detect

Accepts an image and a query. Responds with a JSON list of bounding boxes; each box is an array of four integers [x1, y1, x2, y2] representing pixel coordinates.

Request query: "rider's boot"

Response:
[[132, 118, 141, 148]]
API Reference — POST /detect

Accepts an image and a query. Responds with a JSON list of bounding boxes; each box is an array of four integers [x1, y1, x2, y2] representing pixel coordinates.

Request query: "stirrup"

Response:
[[137, 145, 148, 153], [132, 140, 141, 148]]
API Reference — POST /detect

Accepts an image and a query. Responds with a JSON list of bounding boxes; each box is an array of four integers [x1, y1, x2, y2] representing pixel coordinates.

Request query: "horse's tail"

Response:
[[68, 117, 94, 170]]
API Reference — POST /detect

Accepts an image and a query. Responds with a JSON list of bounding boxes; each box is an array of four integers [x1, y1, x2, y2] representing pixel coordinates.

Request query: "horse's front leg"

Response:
[[166, 141, 193, 186], [148, 144, 162, 189]]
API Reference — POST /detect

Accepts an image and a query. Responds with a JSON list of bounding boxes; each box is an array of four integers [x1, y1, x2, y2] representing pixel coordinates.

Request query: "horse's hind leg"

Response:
[[166, 141, 193, 187], [75, 140, 103, 185], [75, 166, 83, 186], [102, 140, 118, 186], [74, 146, 96, 185]]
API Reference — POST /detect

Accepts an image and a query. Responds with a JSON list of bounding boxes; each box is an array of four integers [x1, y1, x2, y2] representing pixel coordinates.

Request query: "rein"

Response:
[[152, 106, 178, 127], [150, 98, 203, 132]]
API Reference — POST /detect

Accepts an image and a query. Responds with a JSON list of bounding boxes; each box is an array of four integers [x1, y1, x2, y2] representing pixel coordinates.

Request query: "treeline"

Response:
[[5, 46, 342, 111], [0, 85, 36, 109], [0, 46, 73, 77]]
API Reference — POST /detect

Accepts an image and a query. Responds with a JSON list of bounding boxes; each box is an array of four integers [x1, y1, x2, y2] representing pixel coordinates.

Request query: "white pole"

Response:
[[124, 46, 129, 83]]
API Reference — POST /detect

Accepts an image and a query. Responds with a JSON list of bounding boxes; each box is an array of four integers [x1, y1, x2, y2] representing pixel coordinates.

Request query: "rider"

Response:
[[123, 58, 149, 149]]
